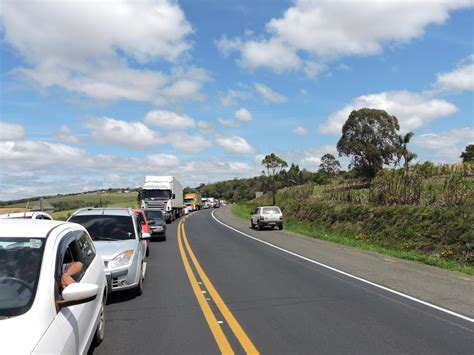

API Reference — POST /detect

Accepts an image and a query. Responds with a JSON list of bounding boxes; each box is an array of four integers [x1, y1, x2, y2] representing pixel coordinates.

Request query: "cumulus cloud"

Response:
[[169, 133, 212, 153], [254, 83, 287, 103], [1, 0, 208, 104], [298, 145, 340, 170], [217, 107, 253, 127], [293, 126, 309, 136], [218, 0, 473, 75], [144, 110, 196, 130], [145, 154, 180, 168], [219, 88, 251, 106], [216, 136, 256, 154], [0, 122, 26, 141], [53, 125, 80, 144], [434, 55, 474, 92], [413, 127, 474, 162], [320, 91, 458, 135], [85, 117, 160, 149]]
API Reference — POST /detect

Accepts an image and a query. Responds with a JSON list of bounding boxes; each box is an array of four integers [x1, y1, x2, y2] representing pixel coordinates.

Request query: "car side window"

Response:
[[254, 208, 260, 215], [77, 232, 96, 270]]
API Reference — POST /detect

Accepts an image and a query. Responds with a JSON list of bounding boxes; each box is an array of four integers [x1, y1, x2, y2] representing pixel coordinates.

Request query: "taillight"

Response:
[[259, 216, 264, 221], [279, 216, 283, 220]]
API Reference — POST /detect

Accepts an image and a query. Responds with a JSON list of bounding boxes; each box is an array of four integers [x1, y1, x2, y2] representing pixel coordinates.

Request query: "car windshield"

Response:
[[0, 237, 45, 318], [142, 190, 171, 199], [262, 207, 281, 214], [69, 215, 135, 241], [144, 210, 165, 223]]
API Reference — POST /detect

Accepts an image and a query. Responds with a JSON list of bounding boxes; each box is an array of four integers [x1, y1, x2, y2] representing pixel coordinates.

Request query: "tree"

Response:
[[318, 154, 341, 176], [261, 153, 288, 205], [397, 132, 417, 171], [337, 108, 401, 179], [460, 144, 474, 163]]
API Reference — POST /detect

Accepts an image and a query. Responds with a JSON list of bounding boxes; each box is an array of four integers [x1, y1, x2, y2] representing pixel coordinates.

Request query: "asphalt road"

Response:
[[91, 209, 473, 354]]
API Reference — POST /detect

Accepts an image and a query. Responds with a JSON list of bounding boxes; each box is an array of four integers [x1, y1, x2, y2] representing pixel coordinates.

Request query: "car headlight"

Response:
[[110, 250, 134, 268]]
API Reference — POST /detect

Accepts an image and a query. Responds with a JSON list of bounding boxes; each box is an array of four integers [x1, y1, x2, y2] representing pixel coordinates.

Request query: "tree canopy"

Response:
[[337, 108, 401, 179], [262, 153, 288, 205], [319, 154, 341, 175], [460, 144, 474, 163]]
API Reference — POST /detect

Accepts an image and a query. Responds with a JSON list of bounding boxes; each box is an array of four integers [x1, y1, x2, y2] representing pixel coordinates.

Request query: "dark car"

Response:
[[144, 209, 167, 241]]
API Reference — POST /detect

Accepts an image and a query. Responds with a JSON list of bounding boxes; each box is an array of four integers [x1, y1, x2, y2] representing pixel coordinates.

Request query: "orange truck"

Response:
[[184, 193, 202, 211]]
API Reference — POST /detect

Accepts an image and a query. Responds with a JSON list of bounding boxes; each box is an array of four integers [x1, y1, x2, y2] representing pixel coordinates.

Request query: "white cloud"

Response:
[[85, 117, 159, 149], [0, 122, 26, 141], [219, 88, 250, 106], [299, 145, 340, 170], [414, 127, 474, 162], [217, 117, 241, 128], [169, 133, 212, 153], [145, 154, 180, 168], [218, 0, 473, 75], [254, 83, 287, 103], [293, 126, 309, 136], [53, 124, 80, 144], [216, 136, 256, 154], [235, 107, 252, 121], [144, 110, 196, 130], [1, 0, 208, 104], [435, 55, 474, 92], [320, 91, 458, 135]]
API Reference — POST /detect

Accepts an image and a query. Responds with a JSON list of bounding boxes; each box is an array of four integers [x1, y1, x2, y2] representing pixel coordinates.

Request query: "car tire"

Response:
[[278, 225, 283, 230], [257, 222, 262, 231], [93, 294, 106, 346], [134, 264, 144, 296], [146, 245, 150, 257], [250, 220, 255, 229], [162, 235, 167, 241]]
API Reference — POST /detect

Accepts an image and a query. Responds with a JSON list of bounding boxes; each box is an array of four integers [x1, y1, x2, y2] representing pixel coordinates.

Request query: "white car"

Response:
[[0, 219, 107, 354], [0, 211, 53, 220], [250, 206, 284, 230]]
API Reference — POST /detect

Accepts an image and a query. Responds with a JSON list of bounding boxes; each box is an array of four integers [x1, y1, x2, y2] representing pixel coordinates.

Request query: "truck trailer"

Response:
[[141, 176, 183, 222]]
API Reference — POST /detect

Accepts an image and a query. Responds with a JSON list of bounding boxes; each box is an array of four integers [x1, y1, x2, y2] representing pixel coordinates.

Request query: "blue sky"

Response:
[[1, 0, 473, 200]]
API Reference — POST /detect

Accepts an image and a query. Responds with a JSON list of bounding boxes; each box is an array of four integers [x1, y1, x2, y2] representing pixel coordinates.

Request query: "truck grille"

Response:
[[144, 200, 166, 210]]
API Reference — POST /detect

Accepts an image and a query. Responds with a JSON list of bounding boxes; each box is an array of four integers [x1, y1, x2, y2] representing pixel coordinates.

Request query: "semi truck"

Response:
[[141, 176, 183, 223], [184, 193, 202, 211]]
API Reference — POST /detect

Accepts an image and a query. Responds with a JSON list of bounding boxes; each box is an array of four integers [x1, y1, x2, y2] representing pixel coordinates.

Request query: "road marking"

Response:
[[211, 210, 474, 323], [181, 220, 260, 354], [177, 219, 234, 354]]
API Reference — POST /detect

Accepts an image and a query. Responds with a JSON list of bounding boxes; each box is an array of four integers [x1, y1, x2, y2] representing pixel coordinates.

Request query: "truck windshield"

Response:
[[0, 237, 45, 317], [142, 190, 172, 199], [184, 198, 195, 203]]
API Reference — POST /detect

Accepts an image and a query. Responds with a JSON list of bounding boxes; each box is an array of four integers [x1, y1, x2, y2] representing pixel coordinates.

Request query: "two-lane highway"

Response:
[[92, 209, 473, 354]]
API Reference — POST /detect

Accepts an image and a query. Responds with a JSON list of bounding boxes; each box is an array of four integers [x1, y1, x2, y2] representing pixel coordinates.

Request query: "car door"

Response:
[[252, 208, 260, 224], [50, 231, 100, 354]]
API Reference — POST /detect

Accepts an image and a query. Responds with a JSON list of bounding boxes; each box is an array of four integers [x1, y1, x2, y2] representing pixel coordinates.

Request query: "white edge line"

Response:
[[211, 210, 474, 323]]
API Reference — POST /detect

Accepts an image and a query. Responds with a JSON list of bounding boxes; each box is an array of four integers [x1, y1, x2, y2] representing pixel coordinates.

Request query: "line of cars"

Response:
[[0, 206, 168, 354]]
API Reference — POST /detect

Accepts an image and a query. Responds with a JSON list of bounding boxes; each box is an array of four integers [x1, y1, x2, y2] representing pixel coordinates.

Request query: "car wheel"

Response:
[[162, 235, 167, 241], [278, 225, 283, 230], [146, 245, 150, 257], [93, 294, 106, 345], [250, 220, 255, 229], [134, 264, 144, 296], [257, 222, 262, 231]]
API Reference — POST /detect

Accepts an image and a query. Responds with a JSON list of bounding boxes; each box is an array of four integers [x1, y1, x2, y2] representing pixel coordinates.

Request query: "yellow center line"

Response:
[[181, 221, 260, 355], [177, 219, 234, 355]]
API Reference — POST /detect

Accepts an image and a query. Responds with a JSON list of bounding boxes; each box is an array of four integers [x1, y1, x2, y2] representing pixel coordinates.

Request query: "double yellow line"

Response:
[[177, 217, 259, 355]]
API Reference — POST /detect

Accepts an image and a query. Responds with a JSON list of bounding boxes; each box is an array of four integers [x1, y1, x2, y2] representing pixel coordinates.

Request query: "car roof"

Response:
[[259, 206, 281, 208], [71, 207, 133, 217], [0, 219, 71, 238], [0, 211, 51, 219]]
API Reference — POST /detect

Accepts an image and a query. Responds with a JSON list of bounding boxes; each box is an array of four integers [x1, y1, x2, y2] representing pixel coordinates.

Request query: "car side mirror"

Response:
[[57, 283, 98, 309], [250, 212, 253, 215], [141, 232, 151, 240]]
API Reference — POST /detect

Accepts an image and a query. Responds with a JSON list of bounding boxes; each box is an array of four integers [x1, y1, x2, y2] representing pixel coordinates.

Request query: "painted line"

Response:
[[211, 210, 474, 323], [177, 219, 234, 354], [181, 221, 260, 354]]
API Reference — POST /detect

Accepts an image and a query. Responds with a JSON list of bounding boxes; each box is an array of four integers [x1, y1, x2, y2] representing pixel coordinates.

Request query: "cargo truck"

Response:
[[141, 176, 183, 223], [184, 193, 202, 211]]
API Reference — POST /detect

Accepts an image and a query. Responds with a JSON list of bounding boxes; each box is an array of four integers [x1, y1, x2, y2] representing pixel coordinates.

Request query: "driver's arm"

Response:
[[60, 261, 83, 289]]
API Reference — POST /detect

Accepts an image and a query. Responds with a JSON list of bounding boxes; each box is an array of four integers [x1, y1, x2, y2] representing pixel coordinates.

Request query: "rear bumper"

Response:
[[259, 221, 283, 227]]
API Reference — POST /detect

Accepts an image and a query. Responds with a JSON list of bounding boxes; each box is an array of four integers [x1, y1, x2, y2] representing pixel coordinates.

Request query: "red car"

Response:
[[134, 208, 151, 256]]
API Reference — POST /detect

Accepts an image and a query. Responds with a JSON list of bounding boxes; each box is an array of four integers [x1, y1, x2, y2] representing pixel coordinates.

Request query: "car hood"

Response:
[[0, 314, 44, 353], [93, 239, 138, 260]]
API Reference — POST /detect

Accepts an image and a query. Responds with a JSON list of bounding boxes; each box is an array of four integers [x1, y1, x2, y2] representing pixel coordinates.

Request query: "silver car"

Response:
[[68, 208, 150, 296], [250, 206, 284, 231]]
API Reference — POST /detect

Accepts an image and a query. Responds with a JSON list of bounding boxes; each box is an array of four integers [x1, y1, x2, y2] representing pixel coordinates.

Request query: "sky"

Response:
[[0, 0, 473, 201]]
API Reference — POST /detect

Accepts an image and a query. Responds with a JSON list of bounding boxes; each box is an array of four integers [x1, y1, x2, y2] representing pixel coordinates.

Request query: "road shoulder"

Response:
[[214, 206, 473, 319]]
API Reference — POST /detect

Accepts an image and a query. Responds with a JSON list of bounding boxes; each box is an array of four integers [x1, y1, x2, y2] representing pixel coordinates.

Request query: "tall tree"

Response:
[[397, 132, 417, 171], [337, 108, 401, 179], [261, 153, 288, 205], [318, 154, 341, 175], [460, 144, 474, 163]]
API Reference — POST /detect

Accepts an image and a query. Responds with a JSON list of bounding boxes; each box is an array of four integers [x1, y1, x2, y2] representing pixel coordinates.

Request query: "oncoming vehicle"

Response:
[[0, 211, 53, 220], [143, 208, 167, 241], [68, 208, 150, 296], [133, 209, 151, 257], [250, 206, 284, 231], [0, 219, 107, 354]]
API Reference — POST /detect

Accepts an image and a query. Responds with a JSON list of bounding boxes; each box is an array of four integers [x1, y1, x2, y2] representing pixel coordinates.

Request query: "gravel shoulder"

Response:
[[214, 206, 473, 319]]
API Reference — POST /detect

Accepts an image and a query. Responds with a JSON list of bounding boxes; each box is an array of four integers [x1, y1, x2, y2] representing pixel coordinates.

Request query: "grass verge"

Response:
[[231, 203, 474, 275]]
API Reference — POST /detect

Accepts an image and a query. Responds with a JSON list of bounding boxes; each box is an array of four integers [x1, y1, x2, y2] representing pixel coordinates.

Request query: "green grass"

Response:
[[231, 203, 474, 275]]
